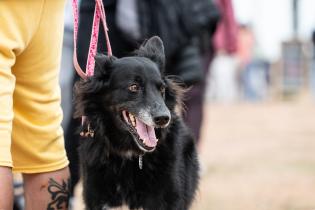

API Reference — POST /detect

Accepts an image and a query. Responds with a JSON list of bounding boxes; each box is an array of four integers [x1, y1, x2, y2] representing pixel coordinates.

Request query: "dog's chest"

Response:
[[97, 159, 167, 208], [103, 157, 164, 188]]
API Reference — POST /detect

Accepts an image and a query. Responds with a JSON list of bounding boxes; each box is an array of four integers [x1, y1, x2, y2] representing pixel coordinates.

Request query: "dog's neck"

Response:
[[110, 149, 137, 159]]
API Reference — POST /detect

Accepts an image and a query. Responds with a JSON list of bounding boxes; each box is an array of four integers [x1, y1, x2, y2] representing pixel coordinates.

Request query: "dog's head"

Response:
[[75, 36, 182, 155]]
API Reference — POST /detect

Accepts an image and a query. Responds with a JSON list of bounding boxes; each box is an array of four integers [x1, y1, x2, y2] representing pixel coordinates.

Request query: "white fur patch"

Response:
[[138, 108, 155, 126]]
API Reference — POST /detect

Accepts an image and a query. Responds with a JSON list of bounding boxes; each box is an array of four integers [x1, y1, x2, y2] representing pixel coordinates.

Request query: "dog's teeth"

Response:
[[131, 119, 136, 127], [129, 114, 136, 126]]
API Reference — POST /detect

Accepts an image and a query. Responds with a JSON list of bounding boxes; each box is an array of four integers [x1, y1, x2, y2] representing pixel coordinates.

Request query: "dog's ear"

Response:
[[137, 36, 165, 72], [94, 54, 116, 79], [74, 55, 116, 118], [164, 77, 187, 116]]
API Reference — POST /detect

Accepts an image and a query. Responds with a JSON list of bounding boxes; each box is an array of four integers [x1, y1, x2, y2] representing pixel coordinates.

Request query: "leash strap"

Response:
[[72, 0, 113, 127], [95, 0, 113, 56], [72, 0, 112, 79]]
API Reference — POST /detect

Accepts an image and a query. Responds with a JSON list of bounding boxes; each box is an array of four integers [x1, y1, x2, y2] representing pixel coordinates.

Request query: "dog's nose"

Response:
[[154, 115, 170, 126]]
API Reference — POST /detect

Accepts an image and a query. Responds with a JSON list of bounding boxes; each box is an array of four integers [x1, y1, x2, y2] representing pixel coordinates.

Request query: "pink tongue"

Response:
[[135, 118, 157, 147]]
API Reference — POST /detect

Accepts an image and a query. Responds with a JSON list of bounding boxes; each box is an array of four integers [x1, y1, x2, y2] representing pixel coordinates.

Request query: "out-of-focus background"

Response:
[[58, 0, 315, 210], [192, 1, 315, 209], [12, 0, 315, 209]]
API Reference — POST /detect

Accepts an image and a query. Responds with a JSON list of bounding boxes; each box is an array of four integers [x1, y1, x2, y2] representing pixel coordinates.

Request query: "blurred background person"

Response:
[[311, 29, 315, 99], [237, 24, 270, 102], [206, 0, 239, 103]]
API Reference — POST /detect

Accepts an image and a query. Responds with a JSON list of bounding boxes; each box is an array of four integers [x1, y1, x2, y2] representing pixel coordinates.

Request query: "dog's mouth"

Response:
[[121, 110, 158, 152]]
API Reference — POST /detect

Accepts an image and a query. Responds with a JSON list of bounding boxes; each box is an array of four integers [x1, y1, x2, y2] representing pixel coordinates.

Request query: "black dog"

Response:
[[74, 36, 199, 210]]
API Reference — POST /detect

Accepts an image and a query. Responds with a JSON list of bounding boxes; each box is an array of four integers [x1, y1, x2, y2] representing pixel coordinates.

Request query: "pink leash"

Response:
[[72, 0, 112, 80], [72, 0, 112, 130]]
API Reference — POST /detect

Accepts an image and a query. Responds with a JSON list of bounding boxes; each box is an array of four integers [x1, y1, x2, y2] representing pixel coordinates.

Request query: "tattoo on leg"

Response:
[[47, 178, 71, 210]]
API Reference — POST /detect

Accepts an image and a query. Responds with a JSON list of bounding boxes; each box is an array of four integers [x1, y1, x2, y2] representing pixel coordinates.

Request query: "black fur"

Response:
[[74, 36, 199, 210]]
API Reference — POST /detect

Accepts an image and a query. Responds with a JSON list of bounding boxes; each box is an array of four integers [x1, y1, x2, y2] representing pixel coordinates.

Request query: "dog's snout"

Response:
[[154, 115, 170, 126]]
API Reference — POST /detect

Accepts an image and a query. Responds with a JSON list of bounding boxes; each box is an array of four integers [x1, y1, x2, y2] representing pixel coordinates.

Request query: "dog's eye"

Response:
[[128, 84, 140, 92]]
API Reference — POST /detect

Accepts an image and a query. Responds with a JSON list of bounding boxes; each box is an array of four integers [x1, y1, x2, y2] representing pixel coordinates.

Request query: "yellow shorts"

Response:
[[0, 0, 69, 173]]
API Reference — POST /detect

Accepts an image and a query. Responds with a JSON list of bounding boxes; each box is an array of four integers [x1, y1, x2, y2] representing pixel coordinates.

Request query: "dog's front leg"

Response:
[[83, 188, 109, 210], [85, 203, 109, 210]]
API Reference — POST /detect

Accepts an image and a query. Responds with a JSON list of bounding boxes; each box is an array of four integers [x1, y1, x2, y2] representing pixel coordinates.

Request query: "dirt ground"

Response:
[[191, 97, 315, 210], [74, 96, 315, 210]]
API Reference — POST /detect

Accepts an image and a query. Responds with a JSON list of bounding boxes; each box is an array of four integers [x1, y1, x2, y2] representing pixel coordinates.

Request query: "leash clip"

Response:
[[80, 123, 95, 138]]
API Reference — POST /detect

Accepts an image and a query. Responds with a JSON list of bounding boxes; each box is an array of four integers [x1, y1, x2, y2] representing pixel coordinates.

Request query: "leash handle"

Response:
[[72, 0, 112, 79]]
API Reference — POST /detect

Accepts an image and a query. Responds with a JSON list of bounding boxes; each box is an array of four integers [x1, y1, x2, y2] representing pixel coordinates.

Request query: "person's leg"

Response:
[[0, 167, 14, 209], [0, 1, 45, 208], [184, 52, 213, 143], [184, 84, 204, 141], [23, 167, 70, 210]]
